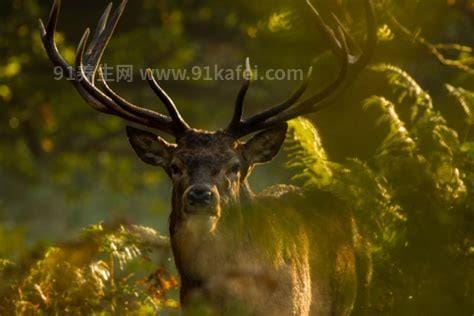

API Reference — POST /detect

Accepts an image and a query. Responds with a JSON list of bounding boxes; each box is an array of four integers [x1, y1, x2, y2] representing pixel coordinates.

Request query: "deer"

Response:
[[39, 0, 376, 315]]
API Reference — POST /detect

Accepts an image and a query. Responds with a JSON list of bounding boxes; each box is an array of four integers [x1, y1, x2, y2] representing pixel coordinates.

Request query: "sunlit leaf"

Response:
[[446, 84, 474, 125], [268, 11, 292, 32]]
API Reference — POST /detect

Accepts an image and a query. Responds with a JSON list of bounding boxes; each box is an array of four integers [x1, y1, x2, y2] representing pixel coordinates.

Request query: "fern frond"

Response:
[[446, 84, 474, 126], [285, 118, 334, 188], [284, 117, 406, 250], [370, 66, 466, 200], [334, 159, 406, 251], [363, 96, 418, 158], [10, 224, 175, 315], [371, 63, 433, 123]]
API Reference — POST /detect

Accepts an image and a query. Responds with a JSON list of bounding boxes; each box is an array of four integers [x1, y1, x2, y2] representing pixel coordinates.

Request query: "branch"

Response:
[[386, 11, 474, 75]]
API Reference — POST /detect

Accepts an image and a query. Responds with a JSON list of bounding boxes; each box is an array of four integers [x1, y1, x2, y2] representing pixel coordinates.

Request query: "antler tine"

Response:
[[40, 0, 189, 137], [83, 0, 189, 135], [145, 69, 190, 133], [331, 13, 359, 56], [226, 57, 252, 132], [39, 0, 112, 113], [84, 0, 129, 79], [240, 66, 313, 128], [39, 0, 70, 80], [229, 0, 376, 138], [95, 67, 179, 131], [75, 29, 176, 132], [84, 2, 113, 73], [271, 0, 376, 121], [281, 25, 350, 112], [225, 60, 313, 137], [226, 0, 349, 137], [358, 0, 377, 68]]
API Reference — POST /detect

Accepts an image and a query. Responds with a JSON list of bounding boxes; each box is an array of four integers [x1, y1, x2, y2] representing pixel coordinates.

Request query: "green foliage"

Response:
[[285, 65, 473, 314], [446, 84, 474, 126], [0, 223, 178, 315], [285, 118, 333, 188]]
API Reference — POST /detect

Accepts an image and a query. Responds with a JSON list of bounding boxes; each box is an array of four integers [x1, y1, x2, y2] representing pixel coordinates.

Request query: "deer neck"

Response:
[[168, 179, 254, 277]]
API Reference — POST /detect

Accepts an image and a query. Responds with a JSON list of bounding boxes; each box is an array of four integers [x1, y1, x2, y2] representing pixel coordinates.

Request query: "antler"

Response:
[[39, 0, 189, 137], [225, 0, 377, 138]]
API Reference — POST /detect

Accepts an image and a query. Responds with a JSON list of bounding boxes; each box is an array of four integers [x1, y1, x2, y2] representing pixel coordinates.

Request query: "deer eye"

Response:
[[227, 163, 241, 175], [170, 163, 182, 176]]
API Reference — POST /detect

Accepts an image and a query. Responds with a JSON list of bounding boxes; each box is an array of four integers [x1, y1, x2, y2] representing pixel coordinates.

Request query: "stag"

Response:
[[40, 0, 376, 314]]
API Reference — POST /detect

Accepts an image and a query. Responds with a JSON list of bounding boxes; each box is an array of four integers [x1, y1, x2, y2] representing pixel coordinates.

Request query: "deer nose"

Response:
[[187, 186, 214, 207]]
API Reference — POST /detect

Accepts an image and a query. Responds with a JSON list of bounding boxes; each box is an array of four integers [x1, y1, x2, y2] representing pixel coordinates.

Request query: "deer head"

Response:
[[40, 0, 376, 232]]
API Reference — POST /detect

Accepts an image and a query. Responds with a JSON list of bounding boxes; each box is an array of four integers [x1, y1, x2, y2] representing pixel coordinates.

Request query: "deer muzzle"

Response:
[[183, 184, 220, 216]]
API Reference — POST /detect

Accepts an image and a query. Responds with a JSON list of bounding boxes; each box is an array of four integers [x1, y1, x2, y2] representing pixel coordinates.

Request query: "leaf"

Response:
[[460, 142, 474, 159], [377, 24, 395, 41]]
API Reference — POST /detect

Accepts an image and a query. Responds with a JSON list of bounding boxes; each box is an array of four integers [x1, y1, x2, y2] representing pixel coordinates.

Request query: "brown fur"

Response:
[[127, 127, 368, 315]]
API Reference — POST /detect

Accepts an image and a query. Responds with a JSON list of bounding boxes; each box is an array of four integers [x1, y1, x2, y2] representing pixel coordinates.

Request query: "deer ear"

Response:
[[242, 123, 288, 165], [126, 126, 174, 167]]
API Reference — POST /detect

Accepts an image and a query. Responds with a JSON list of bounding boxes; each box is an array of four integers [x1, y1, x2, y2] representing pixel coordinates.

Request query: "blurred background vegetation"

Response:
[[0, 0, 473, 314]]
